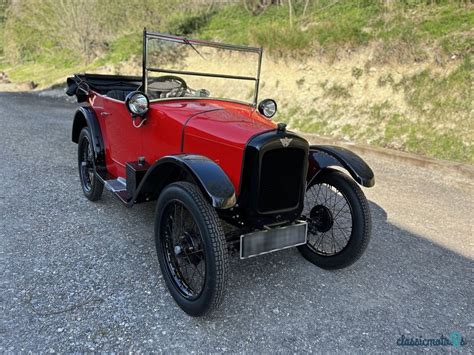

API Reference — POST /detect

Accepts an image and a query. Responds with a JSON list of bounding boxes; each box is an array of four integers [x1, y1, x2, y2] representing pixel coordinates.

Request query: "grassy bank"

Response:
[[0, 0, 472, 162], [277, 57, 473, 162]]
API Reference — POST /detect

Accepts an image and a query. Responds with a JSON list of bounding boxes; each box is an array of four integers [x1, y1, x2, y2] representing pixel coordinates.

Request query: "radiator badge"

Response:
[[280, 137, 293, 147]]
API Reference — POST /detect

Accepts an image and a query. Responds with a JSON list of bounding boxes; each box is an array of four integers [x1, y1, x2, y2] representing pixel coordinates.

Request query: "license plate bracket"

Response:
[[240, 221, 308, 259]]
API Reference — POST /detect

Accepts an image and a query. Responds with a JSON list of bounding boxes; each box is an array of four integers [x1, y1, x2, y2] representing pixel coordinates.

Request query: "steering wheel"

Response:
[[148, 75, 188, 98]]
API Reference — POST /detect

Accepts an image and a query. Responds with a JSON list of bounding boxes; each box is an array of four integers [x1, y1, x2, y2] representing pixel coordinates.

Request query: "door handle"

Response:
[[101, 111, 110, 117]]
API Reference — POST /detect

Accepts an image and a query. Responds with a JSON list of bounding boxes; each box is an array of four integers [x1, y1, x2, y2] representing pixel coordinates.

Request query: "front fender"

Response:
[[134, 154, 236, 209], [308, 145, 375, 187]]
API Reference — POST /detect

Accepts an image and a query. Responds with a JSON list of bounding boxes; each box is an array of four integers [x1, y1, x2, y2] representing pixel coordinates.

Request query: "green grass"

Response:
[[419, 5, 473, 37], [0, 0, 6, 64], [310, 1, 380, 47], [2, 1, 472, 76], [285, 55, 473, 163], [320, 81, 352, 99], [379, 116, 472, 162], [99, 33, 142, 66], [352, 67, 363, 79], [396, 56, 472, 121], [290, 99, 473, 163], [196, 2, 473, 56], [0, 0, 472, 162], [1, 61, 99, 88], [197, 2, 380, 53]]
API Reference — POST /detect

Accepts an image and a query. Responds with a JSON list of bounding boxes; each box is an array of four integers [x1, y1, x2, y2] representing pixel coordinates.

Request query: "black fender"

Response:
[[133, 154, 236, 209], [71, 105, 106, 173], [308, 145, 375, 187]]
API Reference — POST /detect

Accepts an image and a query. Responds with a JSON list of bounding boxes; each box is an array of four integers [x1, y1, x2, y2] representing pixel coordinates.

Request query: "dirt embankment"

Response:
[[0, 71, 37, 91], [4, 44, 471, 163]]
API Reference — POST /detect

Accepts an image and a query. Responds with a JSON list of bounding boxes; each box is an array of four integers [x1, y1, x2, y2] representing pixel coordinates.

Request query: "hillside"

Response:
[[0, 0, 472, 162]]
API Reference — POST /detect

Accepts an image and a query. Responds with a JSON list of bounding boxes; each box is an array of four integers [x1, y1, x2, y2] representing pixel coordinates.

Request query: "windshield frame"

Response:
[[142, 29, 263, 106]]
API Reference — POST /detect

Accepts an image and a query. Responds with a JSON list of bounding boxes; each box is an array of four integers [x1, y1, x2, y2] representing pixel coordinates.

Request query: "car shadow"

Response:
[[84, 193, 473, 351], [129, 195, 472, 345]]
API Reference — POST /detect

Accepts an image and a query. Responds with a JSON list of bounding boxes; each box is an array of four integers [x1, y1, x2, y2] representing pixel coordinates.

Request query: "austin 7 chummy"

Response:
[[67, 30, 375, 316]]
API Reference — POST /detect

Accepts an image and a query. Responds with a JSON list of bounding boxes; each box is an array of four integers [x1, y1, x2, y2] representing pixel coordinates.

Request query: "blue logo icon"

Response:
[[450, 331, 462, 348]]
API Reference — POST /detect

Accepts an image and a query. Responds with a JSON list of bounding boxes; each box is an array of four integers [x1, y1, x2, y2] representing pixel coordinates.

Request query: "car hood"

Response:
[[182, 101, 277, 148]]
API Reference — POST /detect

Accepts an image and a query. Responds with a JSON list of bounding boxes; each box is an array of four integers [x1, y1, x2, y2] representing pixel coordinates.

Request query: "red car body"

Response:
[[90, 92, 275, 194]]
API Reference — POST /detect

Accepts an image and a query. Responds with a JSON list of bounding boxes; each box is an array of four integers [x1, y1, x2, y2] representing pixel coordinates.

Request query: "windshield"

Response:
[[143, 31, 262, 105]]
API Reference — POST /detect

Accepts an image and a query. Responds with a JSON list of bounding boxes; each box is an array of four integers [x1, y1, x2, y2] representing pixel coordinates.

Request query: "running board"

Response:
[[104, 178, 129, 203], [97, 159, 150, 206]]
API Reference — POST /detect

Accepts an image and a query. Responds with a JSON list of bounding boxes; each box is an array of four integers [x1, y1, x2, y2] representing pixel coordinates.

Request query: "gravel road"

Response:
[[1, 92, 473, 352]]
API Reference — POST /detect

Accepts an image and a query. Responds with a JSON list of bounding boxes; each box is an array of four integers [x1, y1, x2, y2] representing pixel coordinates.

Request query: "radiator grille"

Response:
[[257, 147, 306, 213]]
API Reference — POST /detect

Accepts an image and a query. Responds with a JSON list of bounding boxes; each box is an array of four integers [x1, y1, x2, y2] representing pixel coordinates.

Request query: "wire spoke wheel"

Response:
[[298, 170, 371, 269], [79, 136, 94, 192], [77, 127, 103, 201], [302, 182, 353, 256], [155, 182, 228, 316], [161, 200, 206, 299]]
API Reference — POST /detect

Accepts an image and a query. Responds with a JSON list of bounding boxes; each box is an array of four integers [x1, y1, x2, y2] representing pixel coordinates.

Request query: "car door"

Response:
[[100, 96, 143, 178]]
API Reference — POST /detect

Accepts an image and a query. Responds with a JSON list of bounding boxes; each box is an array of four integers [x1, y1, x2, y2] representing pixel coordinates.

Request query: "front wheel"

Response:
[[155, 182, 228, 317], [298, 170, 371, 269]]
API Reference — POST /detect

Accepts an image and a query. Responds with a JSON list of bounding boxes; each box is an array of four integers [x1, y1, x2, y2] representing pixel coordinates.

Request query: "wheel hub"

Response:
[[309, 205, 334, 233], [176, 232, 201, 266]]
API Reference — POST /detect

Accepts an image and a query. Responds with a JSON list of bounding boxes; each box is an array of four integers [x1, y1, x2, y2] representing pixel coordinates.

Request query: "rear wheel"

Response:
[[298, 170, 371, 269], [78, 127, 103, 201], [155, 182, 228, 317]]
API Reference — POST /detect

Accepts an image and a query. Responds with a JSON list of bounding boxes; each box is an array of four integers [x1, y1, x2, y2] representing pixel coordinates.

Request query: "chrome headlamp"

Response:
[[125, 92, 149, 116], [258, 99, 277, 119]]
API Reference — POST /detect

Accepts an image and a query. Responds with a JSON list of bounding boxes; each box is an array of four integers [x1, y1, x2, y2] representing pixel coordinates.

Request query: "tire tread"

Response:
[[78, 127, 103, 201], [156, 181, 228, 316]]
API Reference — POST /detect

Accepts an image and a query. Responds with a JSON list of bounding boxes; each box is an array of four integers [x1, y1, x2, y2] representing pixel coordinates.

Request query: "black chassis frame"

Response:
[[142, 30, 263, 106]]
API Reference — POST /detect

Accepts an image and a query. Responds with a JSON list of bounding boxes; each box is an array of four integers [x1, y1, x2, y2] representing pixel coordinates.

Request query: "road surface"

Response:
[[1, 92, 472, 352]]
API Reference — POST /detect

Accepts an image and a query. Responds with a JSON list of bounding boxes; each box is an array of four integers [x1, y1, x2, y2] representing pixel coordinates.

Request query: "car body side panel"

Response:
[[90, 95, 276, 196], [141, 101, 223, 165], [93, 96, 236, 178], [100, 96, 145, 177]]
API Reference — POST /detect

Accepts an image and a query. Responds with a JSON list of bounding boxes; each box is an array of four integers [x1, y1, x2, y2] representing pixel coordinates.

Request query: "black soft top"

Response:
[[66, 73, 142, 98]]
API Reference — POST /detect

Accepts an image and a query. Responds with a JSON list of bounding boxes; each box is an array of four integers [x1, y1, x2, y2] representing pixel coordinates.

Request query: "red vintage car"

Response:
[[67, 31, 374, 316]]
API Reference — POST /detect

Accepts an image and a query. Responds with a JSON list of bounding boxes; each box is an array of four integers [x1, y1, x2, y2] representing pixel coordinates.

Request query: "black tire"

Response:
[[154, 181, 228, 317], [297, 170, 371, 269], [78, 127, 103, 201]]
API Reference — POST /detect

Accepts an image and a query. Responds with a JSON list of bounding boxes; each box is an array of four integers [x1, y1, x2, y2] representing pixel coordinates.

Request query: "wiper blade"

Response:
[[183, 38, 206, 60]]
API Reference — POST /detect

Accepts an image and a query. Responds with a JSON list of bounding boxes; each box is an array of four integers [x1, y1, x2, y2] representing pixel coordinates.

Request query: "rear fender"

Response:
[[308, 145, 375, 187], [134, 155, 236, 209], [71, 106, 106, 174]]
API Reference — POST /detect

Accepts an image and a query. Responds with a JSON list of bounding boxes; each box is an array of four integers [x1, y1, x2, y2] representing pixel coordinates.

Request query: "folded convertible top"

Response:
[[66, 74, 142, 101]]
